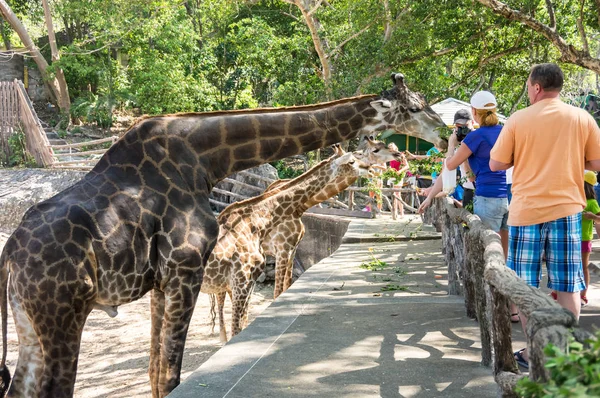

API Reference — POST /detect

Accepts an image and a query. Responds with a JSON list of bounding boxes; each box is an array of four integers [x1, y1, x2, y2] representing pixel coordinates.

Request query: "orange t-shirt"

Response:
[[491, 98, 600, 226]]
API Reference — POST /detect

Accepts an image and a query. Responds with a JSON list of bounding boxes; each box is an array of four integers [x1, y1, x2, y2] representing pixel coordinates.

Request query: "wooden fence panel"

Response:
[[0, 80, 20, 163], [15, 79, 54, 167]]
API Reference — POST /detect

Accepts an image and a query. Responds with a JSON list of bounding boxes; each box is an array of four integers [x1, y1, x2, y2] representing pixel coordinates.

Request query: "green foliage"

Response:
[[70, 94, 114, 128], [381, 168, 406, 184], [380, 284, 409, 292], [1, 129, 36, 167], [409, 152, 444, 176], [4, 0, 600, 139], [270, 160, 304, 180], [360, 248, 388, 270], [516, 332, 600, 397]]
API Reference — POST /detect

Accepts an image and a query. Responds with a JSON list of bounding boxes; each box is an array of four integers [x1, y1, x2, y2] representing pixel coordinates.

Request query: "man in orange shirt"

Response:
[[490, 63, 600, 369]]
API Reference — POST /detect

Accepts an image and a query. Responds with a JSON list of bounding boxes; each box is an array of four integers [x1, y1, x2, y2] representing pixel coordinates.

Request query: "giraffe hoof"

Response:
[[94, 304, 119, 317]]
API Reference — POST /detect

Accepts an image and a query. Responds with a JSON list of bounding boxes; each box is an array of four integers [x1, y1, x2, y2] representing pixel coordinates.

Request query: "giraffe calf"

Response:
[[204, 140, 404, 342]]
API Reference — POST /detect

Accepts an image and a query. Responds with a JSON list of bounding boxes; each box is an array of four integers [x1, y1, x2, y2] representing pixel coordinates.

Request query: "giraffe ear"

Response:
[[370, 99, 392, 113], [391, 72, 405, 86], [333, 152, 354, 166]]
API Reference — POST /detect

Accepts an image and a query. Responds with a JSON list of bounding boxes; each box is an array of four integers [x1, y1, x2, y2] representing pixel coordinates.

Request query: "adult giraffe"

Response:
[[0, 73, 445, 397]]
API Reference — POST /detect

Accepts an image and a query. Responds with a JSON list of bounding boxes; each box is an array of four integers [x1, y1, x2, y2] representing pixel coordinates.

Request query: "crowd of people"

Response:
[[371, 63, 600, 371]]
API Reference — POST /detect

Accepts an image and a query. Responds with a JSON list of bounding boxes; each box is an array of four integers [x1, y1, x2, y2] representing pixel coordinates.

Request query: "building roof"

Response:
[[431, 97, 507, 126]]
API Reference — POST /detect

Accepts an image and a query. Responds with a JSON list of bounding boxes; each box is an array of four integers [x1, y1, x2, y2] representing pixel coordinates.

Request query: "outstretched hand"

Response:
[[418, 197, 432, 214]]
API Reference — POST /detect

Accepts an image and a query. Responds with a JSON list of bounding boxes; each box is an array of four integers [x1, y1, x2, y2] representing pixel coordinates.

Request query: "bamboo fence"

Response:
[[0, 80, 20, 163]]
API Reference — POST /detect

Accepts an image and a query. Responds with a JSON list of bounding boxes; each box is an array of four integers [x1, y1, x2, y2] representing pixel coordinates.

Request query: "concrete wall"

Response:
[[296, 213, 350, 270], [0, 52, 23, 82], [0, 52, 51, 103]]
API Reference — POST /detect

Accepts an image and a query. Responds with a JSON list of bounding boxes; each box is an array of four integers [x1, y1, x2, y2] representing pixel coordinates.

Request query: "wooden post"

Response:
[[348, 190, 354, 210]]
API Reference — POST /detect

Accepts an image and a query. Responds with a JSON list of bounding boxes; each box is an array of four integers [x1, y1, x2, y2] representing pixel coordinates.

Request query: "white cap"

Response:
[[470, 91, 497, 110]]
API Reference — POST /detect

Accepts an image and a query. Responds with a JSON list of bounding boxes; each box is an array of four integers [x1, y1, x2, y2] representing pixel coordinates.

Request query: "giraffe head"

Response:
[[354, 136, 404, 167], [365, 73, 447, 149]]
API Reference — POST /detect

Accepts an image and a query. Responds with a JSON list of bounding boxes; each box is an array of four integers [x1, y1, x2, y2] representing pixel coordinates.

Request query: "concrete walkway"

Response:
[[170, 215, 600, 398]]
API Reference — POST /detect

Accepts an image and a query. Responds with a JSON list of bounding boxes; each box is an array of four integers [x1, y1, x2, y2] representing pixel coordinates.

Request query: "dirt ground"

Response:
[[0, 232, 274, 398]]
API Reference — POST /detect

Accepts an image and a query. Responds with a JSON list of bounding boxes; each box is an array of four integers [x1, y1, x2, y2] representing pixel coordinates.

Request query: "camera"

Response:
[[456, 126, 471, 142]]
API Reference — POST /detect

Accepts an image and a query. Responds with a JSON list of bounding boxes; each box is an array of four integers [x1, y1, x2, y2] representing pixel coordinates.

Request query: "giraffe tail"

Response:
[[208, 294, 217, 335], [0, 249, 12, 394]]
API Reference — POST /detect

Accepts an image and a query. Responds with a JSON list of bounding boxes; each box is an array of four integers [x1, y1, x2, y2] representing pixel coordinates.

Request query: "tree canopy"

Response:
[[1, 0, 598, 120]]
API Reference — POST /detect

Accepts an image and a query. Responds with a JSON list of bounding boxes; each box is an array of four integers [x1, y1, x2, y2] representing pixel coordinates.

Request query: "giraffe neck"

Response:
[[301, 175, 359, 211], [98, 95, 380, 191], [220, 161, 352, 230]]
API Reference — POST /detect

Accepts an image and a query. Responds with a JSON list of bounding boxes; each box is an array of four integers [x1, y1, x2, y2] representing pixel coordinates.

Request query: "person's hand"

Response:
[[583, 211, 596, 220], [418, 197, 432, 214], [448, 132, 459, 150], [421, 186, 433, 197]]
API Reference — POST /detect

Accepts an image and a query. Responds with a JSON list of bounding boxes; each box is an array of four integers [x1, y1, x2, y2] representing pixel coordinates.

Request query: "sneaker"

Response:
[[581, 295, 588, 307]]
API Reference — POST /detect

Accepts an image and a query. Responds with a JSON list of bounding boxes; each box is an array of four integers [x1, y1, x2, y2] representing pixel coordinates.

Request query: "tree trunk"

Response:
[[41, 0, 70, 115], [0, 17, 11, 50], [0, 0, 70, 114], [288, 0, 333, 99], [477, 0, 600, 74]]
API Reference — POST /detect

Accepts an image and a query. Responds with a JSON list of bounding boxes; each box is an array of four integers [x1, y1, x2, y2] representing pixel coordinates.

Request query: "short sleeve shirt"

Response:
[[462, 125, 507, 198], [426, 147, 441, 179], [582, 199, 600, 241], [491, 98, 600, 226]]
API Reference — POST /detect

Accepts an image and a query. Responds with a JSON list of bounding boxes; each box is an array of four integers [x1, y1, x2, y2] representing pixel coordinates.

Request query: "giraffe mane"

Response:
[[122, 95, 379, 137]]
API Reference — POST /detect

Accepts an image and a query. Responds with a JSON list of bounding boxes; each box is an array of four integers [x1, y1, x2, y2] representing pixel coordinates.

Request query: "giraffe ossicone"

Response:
[[0, 73, 445, 397]]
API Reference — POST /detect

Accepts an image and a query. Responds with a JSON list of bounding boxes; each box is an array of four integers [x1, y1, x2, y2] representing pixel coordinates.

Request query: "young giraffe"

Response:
[[0, 73, 445, 397], [205, 139, 402, 343], [201, 150, 366, 340]]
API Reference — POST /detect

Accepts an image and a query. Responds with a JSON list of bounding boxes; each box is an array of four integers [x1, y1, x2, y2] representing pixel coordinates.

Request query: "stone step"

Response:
[[47, 138, 68, 146], [45, 131, 60, 140]]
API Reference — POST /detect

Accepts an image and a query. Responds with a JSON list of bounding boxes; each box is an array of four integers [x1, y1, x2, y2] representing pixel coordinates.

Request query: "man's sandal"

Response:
[[514, 348, 529, 369]]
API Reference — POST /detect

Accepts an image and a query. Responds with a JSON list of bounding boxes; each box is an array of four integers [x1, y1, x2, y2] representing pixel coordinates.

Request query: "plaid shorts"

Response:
[[507, 213, 585, 292]]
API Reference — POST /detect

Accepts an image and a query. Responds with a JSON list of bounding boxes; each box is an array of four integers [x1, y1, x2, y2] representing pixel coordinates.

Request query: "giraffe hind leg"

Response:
[[11, 294, 91, 398], [7, 295, 43, 397]]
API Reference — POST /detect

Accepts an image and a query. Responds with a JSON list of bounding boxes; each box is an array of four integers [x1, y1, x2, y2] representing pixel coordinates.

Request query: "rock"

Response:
[[0, 169, 86, 234], [211, 164, 278, 210]]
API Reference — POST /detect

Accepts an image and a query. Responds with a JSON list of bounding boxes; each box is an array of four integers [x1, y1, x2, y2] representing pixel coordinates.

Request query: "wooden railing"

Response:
[[50, 136, 118, 169], [0, 79, 54, 167], [424, 197, 594, 396]]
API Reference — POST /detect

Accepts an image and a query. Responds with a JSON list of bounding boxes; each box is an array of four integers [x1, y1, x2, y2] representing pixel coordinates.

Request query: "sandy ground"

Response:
[[0, 232, 274, 397]]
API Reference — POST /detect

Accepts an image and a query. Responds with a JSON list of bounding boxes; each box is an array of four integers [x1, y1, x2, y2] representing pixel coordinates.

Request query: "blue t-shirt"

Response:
[[427, 147, 441, 179], [462, 125, 507, 198]]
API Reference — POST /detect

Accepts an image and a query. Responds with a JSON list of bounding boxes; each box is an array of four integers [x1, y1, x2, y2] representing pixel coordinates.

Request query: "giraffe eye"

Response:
[[373, 149, 380, 153], [409, 106, 420, 113]]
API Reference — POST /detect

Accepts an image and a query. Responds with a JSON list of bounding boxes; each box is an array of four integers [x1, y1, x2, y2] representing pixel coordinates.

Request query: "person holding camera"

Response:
[[445, 91, 508, 243], [417, 109, 474, 210], [453, 109, 476, 209]]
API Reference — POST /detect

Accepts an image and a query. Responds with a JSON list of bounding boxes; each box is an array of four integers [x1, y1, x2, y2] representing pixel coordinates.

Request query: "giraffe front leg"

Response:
[[156, 272, 202, 397], [231, 280, 255, 336], [274, 235, 303, 299], [216, 291, 228, 343], [149, 289, 165, 398]]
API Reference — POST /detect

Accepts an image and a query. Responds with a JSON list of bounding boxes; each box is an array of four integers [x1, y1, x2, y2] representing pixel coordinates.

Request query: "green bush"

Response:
[[71, 94, 114, 128], [1, 129, 37, 167], [516, 331, 600, 397], [270, 160, 304, 179]]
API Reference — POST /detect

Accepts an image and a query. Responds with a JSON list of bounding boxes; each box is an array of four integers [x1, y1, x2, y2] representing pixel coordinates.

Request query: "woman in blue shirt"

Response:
[[445, 91, 508, 239], [445, 91, 515, 321]]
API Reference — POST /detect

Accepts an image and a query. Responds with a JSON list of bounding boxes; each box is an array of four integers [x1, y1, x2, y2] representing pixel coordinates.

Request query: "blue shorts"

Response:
[[473, 196, 509, 232], [507, 213, 585, 292]]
